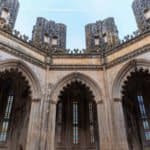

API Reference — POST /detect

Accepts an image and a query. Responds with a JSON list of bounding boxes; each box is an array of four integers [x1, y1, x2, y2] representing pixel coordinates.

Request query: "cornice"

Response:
[[106, 45, 150, 68], [0, 43, 46, 69], [0, 28, 150, 70], [52, 53, 101, 58], [49, 65, 103, 70], [0, 29, 47, 56], [105, 30, 150, 56]]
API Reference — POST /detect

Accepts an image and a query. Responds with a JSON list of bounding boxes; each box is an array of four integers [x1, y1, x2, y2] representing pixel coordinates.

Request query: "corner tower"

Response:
[[0, 0, 19, 29], [85, 17, 119, 50], [132, 0, 150, 31], [32, 17, 66, 50]]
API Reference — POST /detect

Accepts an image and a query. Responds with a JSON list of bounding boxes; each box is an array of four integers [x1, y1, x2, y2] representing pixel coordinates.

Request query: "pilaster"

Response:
[[46, 100, 57, 150], [112, 98, 129, 150], [26, 98, 41, 150], [97, 100, 113, 150]]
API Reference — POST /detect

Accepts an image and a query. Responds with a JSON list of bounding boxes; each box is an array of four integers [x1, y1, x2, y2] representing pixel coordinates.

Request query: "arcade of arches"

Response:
[[1, 62, 150, 150]]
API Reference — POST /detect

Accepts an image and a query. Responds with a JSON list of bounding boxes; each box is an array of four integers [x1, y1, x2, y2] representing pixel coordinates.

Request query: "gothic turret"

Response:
[[132, 0, 150, 31], [85, 17, 119, 50], [32, 17, 66, 50], [0, 0, 19, 29]]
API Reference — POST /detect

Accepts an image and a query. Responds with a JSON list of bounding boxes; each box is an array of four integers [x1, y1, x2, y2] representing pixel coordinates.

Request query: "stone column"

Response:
[[112, 98, 129, 150], [26, 99, 41, 150], [39, 99, 50, 150], [97, 100, 113, 150], [46, 100, 57, 150]]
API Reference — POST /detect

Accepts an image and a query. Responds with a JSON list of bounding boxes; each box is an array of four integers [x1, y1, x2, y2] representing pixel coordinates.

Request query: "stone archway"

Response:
[[121, 68, 150, 150], [51, 72, 103, 104], [47, 72, 103, 150], [111, 59, 150, 150], [55, 80, 99, 150], [0, 59, 41, 99], [112, 59, 150, 100], [0, 59, 42, 150]]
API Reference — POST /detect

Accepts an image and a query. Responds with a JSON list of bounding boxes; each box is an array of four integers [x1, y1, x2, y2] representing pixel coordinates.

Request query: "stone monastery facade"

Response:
[[0, 0, 149, 150]]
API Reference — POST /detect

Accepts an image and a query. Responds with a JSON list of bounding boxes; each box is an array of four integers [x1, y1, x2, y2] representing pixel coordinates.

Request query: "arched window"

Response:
[[0, 91, 14, 142], [122, 69, 150, 149], [0, 69, 31, 150], [55, 81, 99, 150]]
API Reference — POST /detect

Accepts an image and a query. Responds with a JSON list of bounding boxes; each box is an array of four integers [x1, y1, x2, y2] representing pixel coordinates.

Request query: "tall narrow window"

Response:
[[57, 102, 63, 144], [1, 8, 10, 24], [73, 101, 79, 144], [52, 36, 58, 46], [44, 33, 50, 44], [137, 95, 150, 141], [144, 9, 150, 21], [94, 35, 99, 46], [89, 102, 95, 144], [0, 93, 14, 142]]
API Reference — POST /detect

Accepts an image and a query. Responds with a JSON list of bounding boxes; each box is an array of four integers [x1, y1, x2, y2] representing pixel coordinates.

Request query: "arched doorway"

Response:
[[122, 68, 150, 150], [0, 68, 32, 150], [55, 81, 99, 150]]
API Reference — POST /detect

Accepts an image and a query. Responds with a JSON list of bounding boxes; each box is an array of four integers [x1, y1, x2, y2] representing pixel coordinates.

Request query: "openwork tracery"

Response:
[[55, 80, 99, 150]]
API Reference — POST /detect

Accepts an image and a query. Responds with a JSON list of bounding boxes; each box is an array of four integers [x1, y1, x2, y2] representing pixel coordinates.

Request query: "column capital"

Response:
[[96, 99, 103, 104], [32, 98, 40, 102], [113, 98, 122, 102], [49, 100, 57, 105]]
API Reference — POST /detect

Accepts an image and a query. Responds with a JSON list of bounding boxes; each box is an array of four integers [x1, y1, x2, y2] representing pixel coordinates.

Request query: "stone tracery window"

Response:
[[122, 69, 150, 149], [55, 81, 99, 150], [73, 101, 79, 144], [0, 69, 32, 150], [56, 102, 63, 144], [89, 102, 95, 144], [137, 95, 150, 141], [0, 92, 14, 142]]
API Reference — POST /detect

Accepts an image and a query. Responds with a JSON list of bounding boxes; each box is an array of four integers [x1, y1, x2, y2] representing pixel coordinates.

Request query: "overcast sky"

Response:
[[15, 0, 137, 49]]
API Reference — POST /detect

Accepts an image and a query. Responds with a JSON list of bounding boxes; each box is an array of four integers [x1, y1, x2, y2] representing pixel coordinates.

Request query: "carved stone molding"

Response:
[[32, 98, 40, 102], [107, 45, 150, 68], [49, 100, 57, 105], [96, 100, 104, 104], [112, 58, 150, 100], [113, 98, 122, 102]]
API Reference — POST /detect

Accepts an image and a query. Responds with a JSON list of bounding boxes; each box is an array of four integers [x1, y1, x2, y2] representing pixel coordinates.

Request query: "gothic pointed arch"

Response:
[[0, 59, 42, 100], [112, 59, 150, 150], [51, 72, 103, 103], [112, 59, 150, 100], [0, 59, 42, 150], [51, 73, 101, 150]]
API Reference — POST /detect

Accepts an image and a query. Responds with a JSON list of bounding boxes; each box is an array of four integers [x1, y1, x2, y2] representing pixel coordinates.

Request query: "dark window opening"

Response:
[[122, 69, 150, 149], [55, 81, 99, 150]]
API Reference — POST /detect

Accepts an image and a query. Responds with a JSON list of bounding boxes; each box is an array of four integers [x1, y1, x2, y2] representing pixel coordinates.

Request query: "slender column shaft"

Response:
[[26, 99, 41, 150], [112, 98, 129, 150], [46, 101, 57, 150], [97, 101, 112, 150]]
